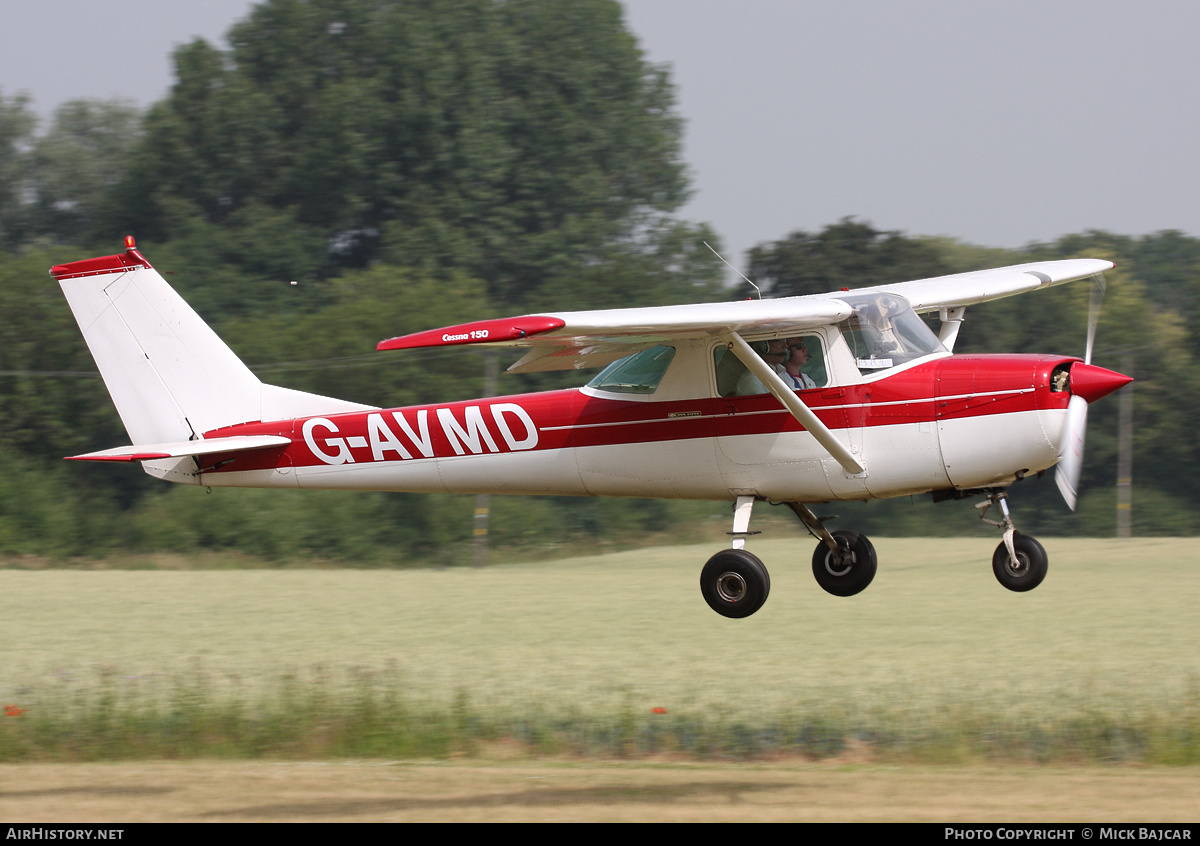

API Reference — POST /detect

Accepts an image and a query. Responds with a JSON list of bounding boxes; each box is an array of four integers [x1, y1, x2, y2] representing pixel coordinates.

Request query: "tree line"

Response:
[[2, 0, 1197, 564]]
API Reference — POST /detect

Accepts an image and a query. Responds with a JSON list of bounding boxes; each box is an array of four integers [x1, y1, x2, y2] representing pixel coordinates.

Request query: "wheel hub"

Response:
[[1004, 552, 1030, 577], [715, 571, 747, 603], [823, 548, 855, 577]]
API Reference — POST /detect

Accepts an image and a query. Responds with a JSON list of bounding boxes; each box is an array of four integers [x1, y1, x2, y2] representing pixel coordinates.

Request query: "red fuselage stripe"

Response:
[[200, 355, 1073, 474]]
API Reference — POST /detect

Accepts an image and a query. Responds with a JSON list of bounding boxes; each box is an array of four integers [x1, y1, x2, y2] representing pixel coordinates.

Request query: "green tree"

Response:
[[0, 91, 36, 247], [25, 100, 142, 247], [219, 262, 496, 409], [115, 0, 715, 307], [745, 218, 950, 298]]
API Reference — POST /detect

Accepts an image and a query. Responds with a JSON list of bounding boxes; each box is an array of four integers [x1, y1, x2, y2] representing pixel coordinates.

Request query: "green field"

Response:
[[2, 537, 1198, 763]]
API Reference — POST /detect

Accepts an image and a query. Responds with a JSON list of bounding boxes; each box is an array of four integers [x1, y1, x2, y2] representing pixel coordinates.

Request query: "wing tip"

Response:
[[377, 316, 565, 351]]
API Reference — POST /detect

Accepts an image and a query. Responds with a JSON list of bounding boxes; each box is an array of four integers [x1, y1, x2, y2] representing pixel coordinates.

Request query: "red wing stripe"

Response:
[[377, 316, 566, 351]]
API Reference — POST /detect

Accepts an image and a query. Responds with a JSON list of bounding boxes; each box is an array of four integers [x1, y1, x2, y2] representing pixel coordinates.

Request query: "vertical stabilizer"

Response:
[[52, 239, 373, 448]]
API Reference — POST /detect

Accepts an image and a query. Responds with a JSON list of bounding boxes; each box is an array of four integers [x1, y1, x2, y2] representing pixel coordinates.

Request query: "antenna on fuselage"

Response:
[[704, 241, 762, 299]]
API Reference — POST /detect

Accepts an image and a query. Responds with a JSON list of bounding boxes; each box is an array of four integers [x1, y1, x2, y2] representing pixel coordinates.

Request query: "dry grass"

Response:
[[2, 760, 1198, 822]]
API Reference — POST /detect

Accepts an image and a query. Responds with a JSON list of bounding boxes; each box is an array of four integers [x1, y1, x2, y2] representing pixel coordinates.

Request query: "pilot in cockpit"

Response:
[[784, 338, 817, 389]]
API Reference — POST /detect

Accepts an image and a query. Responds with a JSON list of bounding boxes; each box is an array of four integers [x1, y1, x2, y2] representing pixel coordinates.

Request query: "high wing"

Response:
[[842, 258, 1114, 314], [378, 297, 854, 373], [377, 259, 1113, 373]]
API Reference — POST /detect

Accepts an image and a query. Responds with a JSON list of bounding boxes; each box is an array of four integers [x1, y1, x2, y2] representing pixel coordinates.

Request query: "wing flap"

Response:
[[506, 344, 636, 374], [66, 435, 291, 463]]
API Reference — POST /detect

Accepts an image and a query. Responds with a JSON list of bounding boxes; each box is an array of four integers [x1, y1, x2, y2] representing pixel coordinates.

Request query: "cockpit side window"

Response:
[[713, 334, 828, 397], [586, 345, 676, 394], [837, 293, 946, 374]]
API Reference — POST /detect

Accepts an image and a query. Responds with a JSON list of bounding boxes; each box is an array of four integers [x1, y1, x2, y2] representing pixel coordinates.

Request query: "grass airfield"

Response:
[[2, 537, 1199, 820], [4, 537, 1197, 715]]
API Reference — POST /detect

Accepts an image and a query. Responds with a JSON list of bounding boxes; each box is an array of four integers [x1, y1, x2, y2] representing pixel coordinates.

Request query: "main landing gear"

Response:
[[698, 496, 879, 618], [700, 496, 771, 618], [786, 503, 878, 598], [699, 489, 1049, 617], [976, 490, 1048, 592]]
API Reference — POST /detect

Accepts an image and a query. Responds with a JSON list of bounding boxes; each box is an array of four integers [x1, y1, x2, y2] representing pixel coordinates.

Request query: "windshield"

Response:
[[837, 293, 945, 374], [586, 345, 676, 394]]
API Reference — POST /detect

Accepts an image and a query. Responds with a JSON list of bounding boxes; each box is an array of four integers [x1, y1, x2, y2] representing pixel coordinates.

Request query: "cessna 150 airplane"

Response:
[[53, 237, 1131, 618]]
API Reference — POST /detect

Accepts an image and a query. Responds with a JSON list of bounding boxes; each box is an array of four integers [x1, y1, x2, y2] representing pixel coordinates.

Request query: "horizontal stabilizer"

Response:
[[66, 435, 291, 463]]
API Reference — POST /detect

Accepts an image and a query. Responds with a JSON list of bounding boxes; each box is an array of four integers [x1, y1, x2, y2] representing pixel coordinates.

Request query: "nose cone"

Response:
[[1070, 362, 1133, 404]]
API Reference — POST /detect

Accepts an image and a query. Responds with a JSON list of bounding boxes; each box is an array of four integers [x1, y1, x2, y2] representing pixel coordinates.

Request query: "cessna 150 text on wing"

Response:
[[53, 238, 1131, 618]]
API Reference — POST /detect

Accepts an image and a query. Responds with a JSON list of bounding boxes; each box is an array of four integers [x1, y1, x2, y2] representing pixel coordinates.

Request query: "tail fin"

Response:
[[52, 238, 373, 448]]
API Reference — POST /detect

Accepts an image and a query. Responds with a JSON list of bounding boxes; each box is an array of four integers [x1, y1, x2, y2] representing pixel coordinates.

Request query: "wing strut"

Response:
[[722, 332, 865, 475]]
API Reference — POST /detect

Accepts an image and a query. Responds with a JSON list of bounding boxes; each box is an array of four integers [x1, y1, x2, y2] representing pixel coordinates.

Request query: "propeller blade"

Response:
[[1084, 273, 1106, 365], [1060, 274, 1109, 510], [1055, 394, 1089, 511]]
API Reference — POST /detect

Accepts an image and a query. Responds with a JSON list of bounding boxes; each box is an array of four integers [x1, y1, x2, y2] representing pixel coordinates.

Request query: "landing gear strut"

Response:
[[699, 495, 881, 616], [784, 502, 877, 596], [977, 490, 1048, 592], [699, 495, 770, 618]]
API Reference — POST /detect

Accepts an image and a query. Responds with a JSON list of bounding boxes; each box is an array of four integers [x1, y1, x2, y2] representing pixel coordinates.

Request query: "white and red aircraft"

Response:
[[53, 237, 1130, 617]]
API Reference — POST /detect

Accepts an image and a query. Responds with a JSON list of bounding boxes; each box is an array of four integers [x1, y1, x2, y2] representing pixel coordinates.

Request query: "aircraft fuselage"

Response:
[[184, 353, 1076, 503]]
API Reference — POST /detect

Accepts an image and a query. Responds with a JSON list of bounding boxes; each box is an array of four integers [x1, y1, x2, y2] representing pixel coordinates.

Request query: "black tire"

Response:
[[700, 549, 771, 618], [811, 530, 877, 597], [992, 532, 1048, 592]]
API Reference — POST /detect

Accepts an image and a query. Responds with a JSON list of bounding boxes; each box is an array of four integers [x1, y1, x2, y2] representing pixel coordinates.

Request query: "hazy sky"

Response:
[[5, 0, 1198, 266]]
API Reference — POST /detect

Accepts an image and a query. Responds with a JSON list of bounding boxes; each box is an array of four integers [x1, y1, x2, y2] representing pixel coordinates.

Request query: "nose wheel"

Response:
[[991, 532, 1048, 592], [978, 491, 1049, 592]]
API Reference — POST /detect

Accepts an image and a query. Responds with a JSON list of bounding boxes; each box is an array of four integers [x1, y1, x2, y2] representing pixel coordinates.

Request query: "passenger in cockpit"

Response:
[[734, 338, 788, 395]]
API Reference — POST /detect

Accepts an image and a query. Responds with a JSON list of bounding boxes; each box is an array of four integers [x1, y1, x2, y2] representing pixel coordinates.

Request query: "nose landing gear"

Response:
[[977, 490, 1048, 592]]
